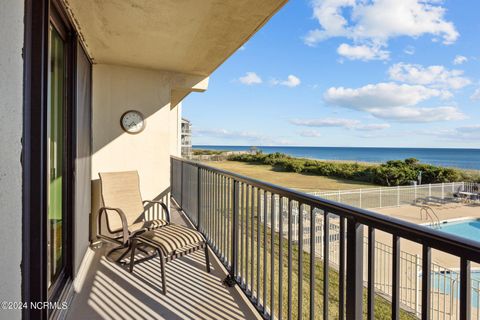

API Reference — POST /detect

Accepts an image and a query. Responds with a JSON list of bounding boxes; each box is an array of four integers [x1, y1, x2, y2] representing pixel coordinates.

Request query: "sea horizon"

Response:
[[193, 145, 480, 170]]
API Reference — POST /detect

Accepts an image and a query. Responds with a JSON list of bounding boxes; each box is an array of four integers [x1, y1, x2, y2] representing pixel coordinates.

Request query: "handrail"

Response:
[[171, 156, 480, 263], [420, 206, 440, 229]]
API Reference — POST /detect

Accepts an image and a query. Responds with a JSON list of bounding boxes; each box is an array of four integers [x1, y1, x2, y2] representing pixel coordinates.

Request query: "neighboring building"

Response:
[[0, 1, 286, 319], [181, 118, 192, 159]]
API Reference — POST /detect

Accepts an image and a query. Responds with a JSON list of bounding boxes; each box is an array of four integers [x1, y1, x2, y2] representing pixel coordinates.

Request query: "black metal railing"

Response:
[[171, 156, 480, 320]]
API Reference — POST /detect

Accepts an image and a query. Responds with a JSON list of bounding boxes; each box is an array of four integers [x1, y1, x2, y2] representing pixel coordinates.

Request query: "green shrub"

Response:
[[227, 154, 467, 186], [193, 149, 226, 155]]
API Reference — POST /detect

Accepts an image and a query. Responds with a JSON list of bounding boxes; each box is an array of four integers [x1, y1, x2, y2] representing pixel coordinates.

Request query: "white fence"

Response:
[[310, 182, 466, 210]]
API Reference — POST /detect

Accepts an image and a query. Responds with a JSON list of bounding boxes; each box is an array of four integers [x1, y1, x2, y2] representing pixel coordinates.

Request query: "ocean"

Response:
[[193, 145, 480, 170]]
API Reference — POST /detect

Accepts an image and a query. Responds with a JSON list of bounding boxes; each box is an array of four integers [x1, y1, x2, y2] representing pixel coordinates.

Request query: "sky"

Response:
[[183, 0, 480, 148]]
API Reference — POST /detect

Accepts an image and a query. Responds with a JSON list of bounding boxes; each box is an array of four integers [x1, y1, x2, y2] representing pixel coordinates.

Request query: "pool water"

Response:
[[436, 219, 480, 242], [428, 219, 480, 307], [431, 219, 480, 308], [431, 271, 480, 308]]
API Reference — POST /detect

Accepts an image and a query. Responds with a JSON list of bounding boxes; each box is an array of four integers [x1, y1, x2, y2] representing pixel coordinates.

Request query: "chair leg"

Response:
[[158, 249, 167, 294], [105, 244, 127, 263], [204, 243, 211, 273], [129, 239, 137, 273], [117, 245, 132, 264]]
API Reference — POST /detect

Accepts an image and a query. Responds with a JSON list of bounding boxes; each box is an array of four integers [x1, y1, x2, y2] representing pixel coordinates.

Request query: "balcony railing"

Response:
[[171, 156, 480, 320]]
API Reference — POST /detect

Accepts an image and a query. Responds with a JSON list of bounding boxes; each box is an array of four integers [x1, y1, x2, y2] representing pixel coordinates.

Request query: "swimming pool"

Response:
[[426, 219, 480, 308], [431, 271, 480, 308], [435, 218, 480, 242]]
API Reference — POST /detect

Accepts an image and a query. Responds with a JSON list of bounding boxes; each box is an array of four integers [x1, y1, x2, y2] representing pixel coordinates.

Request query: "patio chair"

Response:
[[97, 171, 170, 263]]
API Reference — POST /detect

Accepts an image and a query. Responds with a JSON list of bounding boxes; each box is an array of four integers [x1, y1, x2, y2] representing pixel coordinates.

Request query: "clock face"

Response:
[[120, 110, 145, 134]]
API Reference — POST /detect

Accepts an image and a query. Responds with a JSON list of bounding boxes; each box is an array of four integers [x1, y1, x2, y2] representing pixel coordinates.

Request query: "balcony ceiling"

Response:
[[66, 0, 287, 76]]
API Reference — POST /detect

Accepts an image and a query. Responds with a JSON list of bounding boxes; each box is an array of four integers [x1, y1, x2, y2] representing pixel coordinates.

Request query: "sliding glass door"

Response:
[[24, 2, 87, 317], [47, 23, 66, 290]]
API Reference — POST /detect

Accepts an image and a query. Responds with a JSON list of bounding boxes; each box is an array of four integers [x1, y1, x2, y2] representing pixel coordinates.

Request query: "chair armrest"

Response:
[[97, 207, 129, 245], [143, 200, 170, 223]]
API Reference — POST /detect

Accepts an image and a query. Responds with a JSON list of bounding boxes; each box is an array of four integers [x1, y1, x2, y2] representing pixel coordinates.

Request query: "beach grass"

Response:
[[202, 160, 378, 192]]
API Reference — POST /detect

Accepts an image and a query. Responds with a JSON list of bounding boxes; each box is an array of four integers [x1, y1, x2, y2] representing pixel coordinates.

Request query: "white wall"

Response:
[[90, 64, 201, 237], [92, 64, 178, 197], [0, 0, 24, 319]]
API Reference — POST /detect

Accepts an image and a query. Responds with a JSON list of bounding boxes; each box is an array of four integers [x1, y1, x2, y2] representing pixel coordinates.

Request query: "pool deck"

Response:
[[374, 202, 480, 268]]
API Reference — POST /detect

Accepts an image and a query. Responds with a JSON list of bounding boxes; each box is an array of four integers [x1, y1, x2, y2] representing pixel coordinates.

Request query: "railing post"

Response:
[[197, 167, 201, 230], [421, 246, 431, 320], [180, 160, 184, 207], [460, 258, 471, 320], [346, 218, 364, 320], [224, 179, 238, 287]]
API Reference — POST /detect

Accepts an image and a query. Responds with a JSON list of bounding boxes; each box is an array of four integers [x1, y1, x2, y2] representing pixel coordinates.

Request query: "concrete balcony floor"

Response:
[[67, 205, 260, 320]]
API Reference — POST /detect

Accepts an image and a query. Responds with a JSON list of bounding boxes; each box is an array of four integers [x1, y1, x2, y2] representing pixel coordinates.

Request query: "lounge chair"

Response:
[[97, 171, 170, 263], [129, 224, 210, 294]]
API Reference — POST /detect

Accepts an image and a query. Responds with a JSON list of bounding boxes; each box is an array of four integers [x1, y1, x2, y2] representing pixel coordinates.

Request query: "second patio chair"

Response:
[[97, 171, 170, 263]]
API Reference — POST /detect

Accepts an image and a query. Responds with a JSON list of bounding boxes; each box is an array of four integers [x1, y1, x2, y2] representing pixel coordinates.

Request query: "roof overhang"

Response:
[[63, 0, 287, 76]]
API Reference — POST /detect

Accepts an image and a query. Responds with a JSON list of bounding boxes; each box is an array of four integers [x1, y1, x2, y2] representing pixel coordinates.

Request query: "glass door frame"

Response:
[[46, 3, 74, 302], [23, 0, 77, 318]]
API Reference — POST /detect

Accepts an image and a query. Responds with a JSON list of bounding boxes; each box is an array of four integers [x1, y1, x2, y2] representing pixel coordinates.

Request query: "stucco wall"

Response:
[[0, 0, 23, 319], [90, 64, 186, 238]]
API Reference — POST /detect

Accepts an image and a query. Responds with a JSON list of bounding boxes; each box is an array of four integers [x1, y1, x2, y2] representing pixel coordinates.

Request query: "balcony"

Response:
[[67, 157, 480, 320]]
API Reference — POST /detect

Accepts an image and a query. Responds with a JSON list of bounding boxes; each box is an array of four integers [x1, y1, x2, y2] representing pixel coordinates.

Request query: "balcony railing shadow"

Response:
[[67, 206, 260, 320]]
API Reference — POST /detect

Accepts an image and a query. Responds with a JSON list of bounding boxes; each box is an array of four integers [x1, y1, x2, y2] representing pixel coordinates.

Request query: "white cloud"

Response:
[[453, 55, 467, 65], [459, 125, 480, 133], [272, 75, 301, 87], [355, 123, 391, 131], [388, 63, 471, 90], [366, 106, 465, 122], [299, 130, 322, 137], [471, 88, 480, 101], [324, 82, 465, 122], [305, 0, 458, 59], [291, 117, 390, 130], [195, 128, 260, 140], [337, 43, 389, 61], [325, 82, 448, 108], [194, 128, 293, 145], [291, 117, 360, 128], [238, 72, 262, 85], [422, 125, 480, 141], [404, 46, 415, 55]]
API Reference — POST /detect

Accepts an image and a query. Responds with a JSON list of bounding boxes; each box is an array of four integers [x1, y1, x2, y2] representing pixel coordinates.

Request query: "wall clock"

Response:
[[120, 110, 145, 134]]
